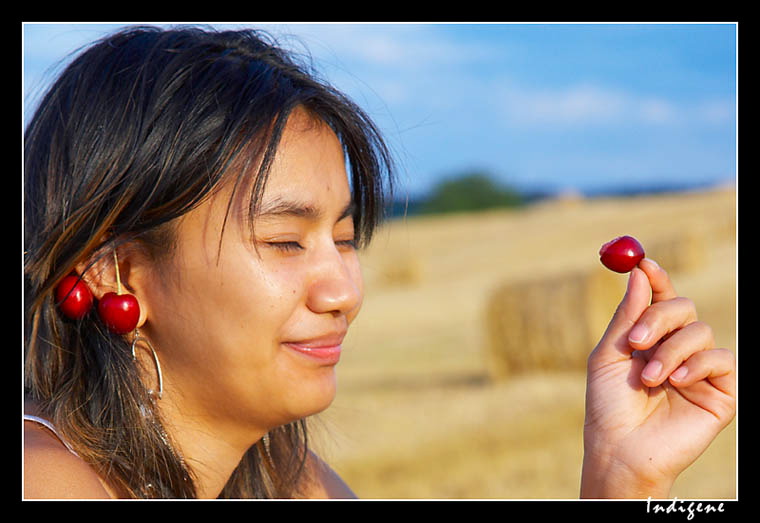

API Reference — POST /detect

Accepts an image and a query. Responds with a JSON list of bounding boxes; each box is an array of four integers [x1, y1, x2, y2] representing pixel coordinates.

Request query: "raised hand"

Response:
[[580, 258, 736, 499]]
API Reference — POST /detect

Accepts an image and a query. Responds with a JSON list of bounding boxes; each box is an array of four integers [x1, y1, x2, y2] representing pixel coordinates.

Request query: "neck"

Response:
[[157, 397, 269, 499]]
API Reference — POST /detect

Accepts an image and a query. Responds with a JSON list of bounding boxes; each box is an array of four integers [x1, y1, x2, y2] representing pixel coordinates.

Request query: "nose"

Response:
[[305, 245, 363, 317]]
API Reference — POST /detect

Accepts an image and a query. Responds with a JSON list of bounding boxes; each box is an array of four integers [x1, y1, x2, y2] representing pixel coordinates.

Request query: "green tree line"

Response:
[[385, 171, 528, 218]]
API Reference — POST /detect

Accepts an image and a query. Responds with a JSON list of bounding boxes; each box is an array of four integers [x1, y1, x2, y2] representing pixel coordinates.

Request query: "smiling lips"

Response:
[[283, 333, 345, 365]]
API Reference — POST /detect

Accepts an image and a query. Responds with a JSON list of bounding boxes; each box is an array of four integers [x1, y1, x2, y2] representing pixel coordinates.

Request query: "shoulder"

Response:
[[23, 420, 113, 499], [296, 450, 357, 499]]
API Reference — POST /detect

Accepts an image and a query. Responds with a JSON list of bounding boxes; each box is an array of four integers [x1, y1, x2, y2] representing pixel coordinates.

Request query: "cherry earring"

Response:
[[55, 273, 94, 320], [97, 250, 140, 335]]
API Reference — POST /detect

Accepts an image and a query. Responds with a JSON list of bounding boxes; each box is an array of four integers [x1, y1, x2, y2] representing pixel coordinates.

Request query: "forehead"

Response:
[[257, 110, 350, 206]]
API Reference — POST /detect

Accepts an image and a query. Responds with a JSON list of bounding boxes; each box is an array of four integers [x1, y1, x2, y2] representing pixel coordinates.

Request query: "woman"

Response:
[[23, 25, 736, 499]]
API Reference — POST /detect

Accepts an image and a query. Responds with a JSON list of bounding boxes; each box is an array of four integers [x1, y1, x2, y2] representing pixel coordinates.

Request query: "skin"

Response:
[[24, 401, 116, 499], [24, 110, 736, 499], [581, 258, 736, 498]]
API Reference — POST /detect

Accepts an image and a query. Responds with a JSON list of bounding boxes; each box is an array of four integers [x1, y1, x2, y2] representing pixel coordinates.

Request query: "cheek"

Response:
[[150, 253, 290, 346], [255, 259, 304, 303]]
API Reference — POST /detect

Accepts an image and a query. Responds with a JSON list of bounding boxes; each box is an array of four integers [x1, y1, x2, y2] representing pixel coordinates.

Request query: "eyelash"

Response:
[[267, 241, 303, 252]]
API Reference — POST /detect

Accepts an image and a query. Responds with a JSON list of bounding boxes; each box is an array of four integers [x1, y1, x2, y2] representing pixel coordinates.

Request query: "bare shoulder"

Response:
[[23, 421, 113, 499], [296, 450, 357, 499]]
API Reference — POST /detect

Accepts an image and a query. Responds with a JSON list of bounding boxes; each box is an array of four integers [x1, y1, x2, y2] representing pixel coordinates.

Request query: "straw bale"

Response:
[[484, 267, 624, 380], [376, 254, 424, 287]]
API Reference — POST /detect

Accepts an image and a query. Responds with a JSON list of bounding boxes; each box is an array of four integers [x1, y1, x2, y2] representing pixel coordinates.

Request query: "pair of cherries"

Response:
[[55, 269, 140, 335]]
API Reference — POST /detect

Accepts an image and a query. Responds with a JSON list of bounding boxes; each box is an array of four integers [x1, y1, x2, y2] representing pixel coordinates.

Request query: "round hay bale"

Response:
[[484, 267, 624, 380], [377, 254, 424, 287]]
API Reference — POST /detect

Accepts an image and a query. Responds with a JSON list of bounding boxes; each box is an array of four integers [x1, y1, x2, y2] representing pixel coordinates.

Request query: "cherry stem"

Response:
[[113, 250, 122, 295]]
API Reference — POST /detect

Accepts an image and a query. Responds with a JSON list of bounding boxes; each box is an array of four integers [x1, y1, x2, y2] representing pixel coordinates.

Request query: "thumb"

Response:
[[589, 267, 652, 368]]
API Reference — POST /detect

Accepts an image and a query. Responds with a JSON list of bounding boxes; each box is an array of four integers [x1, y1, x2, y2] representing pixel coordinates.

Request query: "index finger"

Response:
[[638, 258, 677, 303]]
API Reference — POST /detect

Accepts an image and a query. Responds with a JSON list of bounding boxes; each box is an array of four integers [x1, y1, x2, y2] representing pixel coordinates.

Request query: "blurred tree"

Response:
[[420, 171, 524, 215]]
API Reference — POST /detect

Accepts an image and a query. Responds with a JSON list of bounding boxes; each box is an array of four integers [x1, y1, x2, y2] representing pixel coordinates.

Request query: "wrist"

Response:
[[580, 446, 674, 499]]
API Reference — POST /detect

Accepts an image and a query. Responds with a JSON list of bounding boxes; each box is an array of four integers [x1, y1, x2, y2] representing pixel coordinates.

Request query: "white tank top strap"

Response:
[[24, 414, 80, 457]]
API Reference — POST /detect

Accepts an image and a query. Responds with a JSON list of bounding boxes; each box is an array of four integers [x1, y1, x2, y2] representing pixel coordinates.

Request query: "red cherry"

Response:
[[97, 292, 140, 334], [599, 235, 646, 273], [55, 274, 94, 320]]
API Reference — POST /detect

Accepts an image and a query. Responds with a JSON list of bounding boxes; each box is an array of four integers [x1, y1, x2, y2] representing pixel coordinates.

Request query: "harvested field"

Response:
[[309, 186, 737, 499]]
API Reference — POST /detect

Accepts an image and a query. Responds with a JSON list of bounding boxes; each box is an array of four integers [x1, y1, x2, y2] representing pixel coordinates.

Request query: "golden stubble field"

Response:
[[309, 186, 737, 499]]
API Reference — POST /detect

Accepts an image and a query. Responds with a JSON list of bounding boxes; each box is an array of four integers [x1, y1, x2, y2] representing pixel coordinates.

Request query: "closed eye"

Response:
[[267, 241, 304, 252], [267, 239, 356, 252], [336, 239, 357, 250]]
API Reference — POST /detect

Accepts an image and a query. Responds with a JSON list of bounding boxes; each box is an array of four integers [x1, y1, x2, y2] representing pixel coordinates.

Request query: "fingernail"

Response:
[[643, 257, 660, 270], [670, 366, 688, 381], [629, 324, 650, 344], [642, 360, 662, 381]]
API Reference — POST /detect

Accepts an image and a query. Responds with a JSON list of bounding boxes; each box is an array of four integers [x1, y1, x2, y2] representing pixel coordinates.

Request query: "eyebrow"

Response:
[[256, 198, 356, 223]]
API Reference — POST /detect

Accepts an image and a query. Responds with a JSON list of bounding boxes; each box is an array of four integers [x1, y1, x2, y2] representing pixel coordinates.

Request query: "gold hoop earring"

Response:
[[131, 330, 163, 400]]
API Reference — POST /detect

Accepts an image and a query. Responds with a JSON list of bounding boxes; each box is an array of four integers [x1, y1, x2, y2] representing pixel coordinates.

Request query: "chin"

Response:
[[282, 367, 339, 422]]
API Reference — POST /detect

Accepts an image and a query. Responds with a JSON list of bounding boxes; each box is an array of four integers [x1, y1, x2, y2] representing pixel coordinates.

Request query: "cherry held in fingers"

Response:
[[98, 292, 140, 334], [599, 235, 645, 273]]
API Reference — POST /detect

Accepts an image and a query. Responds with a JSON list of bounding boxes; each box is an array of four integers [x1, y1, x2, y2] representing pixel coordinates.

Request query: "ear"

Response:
[[75, 243, 151, 330]]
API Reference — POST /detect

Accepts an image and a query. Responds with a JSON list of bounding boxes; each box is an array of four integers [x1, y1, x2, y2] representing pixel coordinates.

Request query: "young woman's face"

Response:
[[140, 110, 363, 435]]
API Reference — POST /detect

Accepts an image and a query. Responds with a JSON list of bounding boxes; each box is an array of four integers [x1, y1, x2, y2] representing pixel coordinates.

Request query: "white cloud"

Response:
[[272, 23, 492, 69], [501, 84, 627, 126], [495, 82, 732, 130], [695, 99, 735, 125], [638, 98, 677, 124]]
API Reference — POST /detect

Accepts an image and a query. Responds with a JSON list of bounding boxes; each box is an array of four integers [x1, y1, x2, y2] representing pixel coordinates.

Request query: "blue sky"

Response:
[[23, 22, 737, 198]]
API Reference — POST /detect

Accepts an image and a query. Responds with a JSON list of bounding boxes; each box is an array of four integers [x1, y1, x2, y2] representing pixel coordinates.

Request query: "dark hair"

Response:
[[24, 25, 393, 498]]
